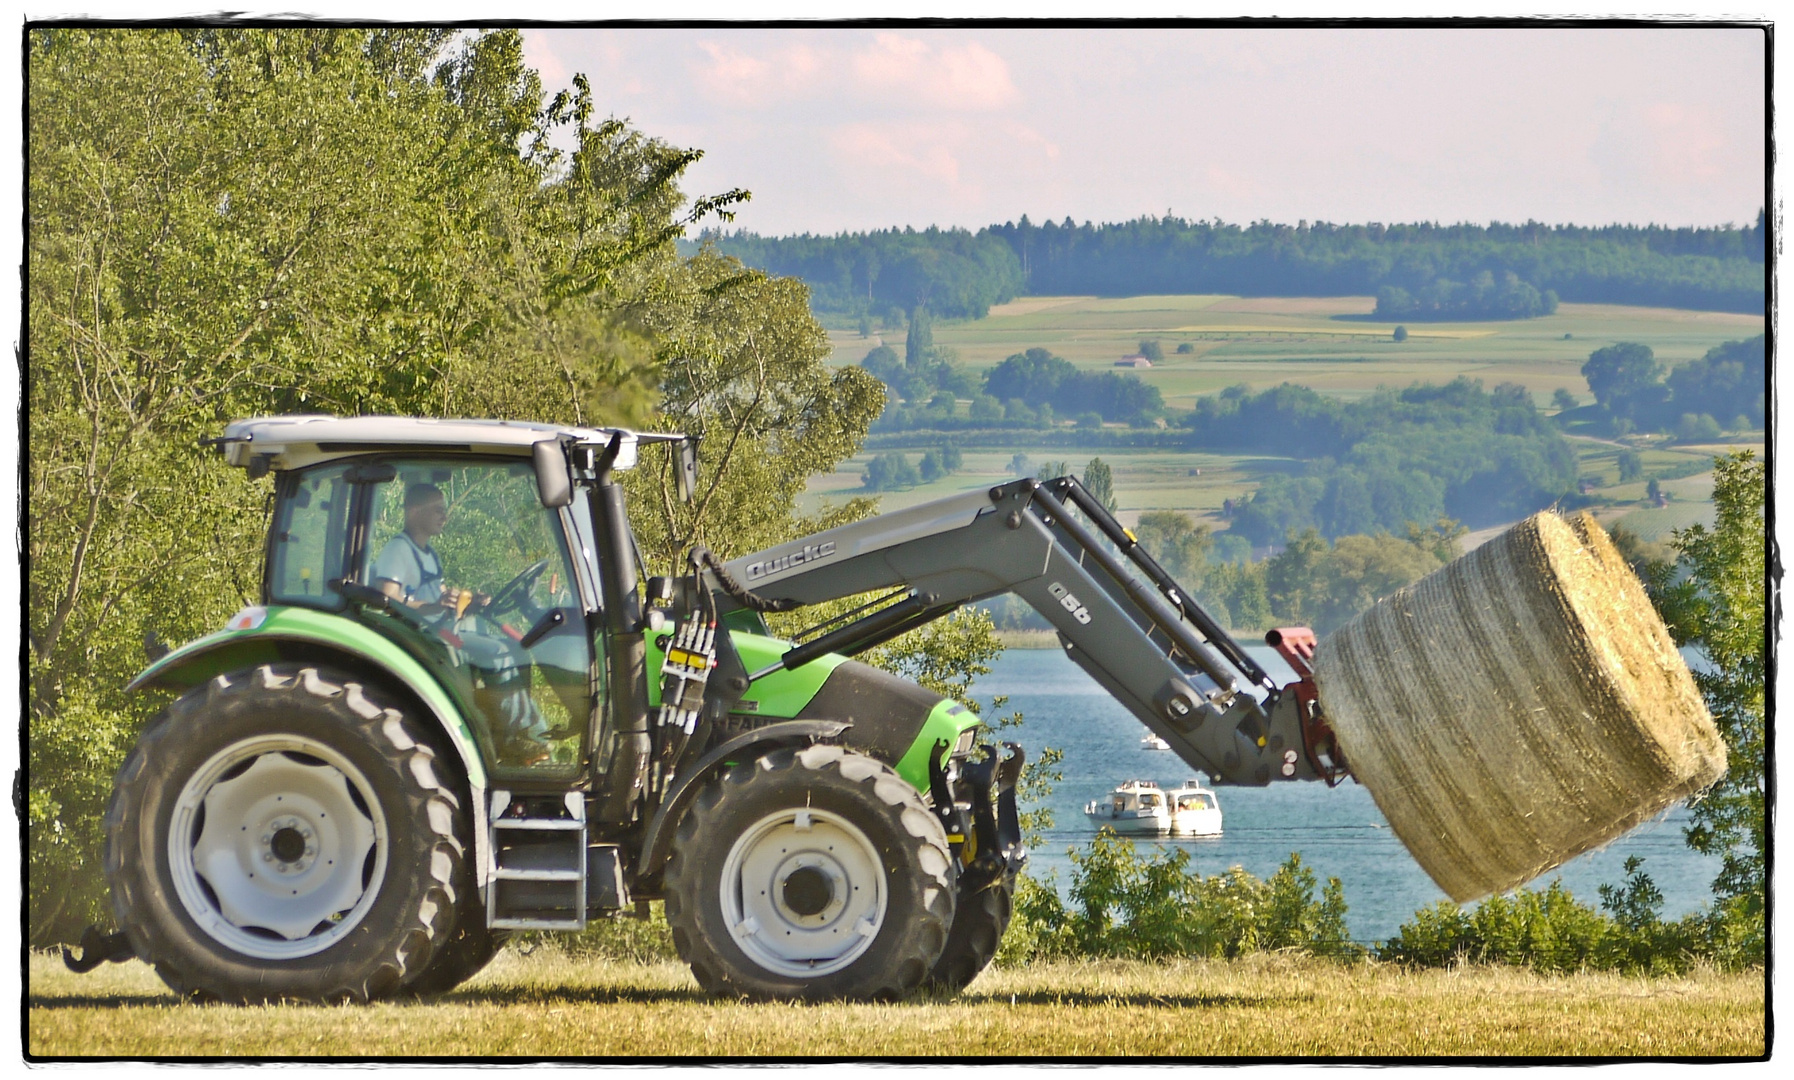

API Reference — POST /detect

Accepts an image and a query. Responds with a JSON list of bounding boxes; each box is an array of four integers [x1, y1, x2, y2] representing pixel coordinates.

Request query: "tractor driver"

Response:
[[371, 481, 551, 765], [372, 483, 484, 615]]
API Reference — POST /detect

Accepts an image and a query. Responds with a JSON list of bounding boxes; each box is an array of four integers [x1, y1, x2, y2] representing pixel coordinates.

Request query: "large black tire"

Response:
[[401, 868, 509, 998], [926, 868, 1015, 993], [105, 664, 467, 1003], [402, 920, 508, 998], [662, 744, 955, 1001], [399, 802, 508, 998], [399, 729, 508, 1000]]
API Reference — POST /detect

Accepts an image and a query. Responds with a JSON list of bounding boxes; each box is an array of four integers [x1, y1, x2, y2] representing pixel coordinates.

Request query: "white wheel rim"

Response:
[[719, 807, 887, 978], [168, 735, 389, 960]]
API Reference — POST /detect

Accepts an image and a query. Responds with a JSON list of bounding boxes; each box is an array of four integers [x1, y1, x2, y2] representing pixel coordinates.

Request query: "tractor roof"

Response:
[[217, 415, 677, 473]]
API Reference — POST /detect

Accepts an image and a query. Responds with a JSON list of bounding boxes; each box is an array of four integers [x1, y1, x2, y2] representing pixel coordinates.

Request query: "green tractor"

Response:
[[79, 412, 1344, 1003], [85, 416, 1022, 1003]]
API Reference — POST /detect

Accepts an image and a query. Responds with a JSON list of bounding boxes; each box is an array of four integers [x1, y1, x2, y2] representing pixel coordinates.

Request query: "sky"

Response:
[[521, 25, 1767, 237]]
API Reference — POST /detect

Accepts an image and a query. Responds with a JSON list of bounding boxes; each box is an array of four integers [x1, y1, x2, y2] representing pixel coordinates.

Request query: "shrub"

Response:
[[1378, 860, 1720, 975], [1617, 449, 1643, 481], [1676, 412, 1722, 443], [863, 451, 920, 491], [1000, 834, 1364, 964], [1469, 882, 1609, 973], [1378, 901, 1476, 967]]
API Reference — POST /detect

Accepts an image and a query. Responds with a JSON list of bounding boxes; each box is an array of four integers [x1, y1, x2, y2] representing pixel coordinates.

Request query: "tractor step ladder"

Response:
[[487, 790, 588, 930]]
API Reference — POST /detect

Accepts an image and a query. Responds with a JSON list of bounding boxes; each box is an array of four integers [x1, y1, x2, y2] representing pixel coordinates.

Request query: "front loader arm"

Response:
[[718, 478, 1336, 786]]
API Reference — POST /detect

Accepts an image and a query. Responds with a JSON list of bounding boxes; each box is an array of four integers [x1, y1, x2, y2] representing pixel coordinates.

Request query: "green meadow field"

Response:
[[26, 949, 1765, 1058], [827, 294, 1764, 411], [809, 295, 1763, 539]]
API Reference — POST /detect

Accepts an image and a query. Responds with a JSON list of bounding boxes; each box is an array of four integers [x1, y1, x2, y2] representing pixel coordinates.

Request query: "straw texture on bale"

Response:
[[1313, 511, 1725, 903]]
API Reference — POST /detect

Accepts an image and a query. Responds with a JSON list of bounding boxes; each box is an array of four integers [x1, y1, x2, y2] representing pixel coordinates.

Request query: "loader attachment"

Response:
[[715, 477, 1338, 786]]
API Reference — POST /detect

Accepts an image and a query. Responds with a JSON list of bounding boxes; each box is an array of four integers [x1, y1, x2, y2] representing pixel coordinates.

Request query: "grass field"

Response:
[[830, 295, 1764, 412], [26, 949, 1765, 1059]]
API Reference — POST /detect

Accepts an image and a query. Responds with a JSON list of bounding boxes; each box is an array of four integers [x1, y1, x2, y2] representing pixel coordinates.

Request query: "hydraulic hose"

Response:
[[688, 544, 805, 614]]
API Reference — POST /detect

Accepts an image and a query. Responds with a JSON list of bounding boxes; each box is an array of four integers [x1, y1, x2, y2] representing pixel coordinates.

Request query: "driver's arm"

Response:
[[377, 576, 447, 614]]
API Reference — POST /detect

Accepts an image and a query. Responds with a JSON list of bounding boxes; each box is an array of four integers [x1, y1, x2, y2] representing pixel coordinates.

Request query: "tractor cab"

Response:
[[266, 452, 601, 780]]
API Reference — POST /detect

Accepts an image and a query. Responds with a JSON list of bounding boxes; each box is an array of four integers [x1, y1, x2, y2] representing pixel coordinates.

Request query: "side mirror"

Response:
[[533, 439, 573, 508], [675, 438, 699, 503]]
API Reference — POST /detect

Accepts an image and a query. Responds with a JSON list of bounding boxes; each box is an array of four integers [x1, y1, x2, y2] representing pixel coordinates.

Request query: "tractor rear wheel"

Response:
[[104, 664, 466, 1003], [663, 744, 955, 1001]]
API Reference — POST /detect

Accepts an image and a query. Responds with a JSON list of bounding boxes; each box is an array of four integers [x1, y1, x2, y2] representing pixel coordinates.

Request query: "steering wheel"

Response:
[[485, 558, 550, 618]]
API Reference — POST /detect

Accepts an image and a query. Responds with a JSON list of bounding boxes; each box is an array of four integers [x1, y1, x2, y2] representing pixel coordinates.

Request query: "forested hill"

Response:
[[703, 212, 1766, 319], [705, 226, 1026, 320]]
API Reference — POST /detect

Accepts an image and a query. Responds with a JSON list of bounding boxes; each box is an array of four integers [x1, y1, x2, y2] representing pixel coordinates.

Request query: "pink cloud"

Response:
[[831, 122, 965, 185], [1642, 102, 1729, 183], [694, 39, 823, 106], [851, 34, 1019, 111], [1008, 123, 1060, 160], [520, 30, 569, 86], [695, 41, 772, 102]]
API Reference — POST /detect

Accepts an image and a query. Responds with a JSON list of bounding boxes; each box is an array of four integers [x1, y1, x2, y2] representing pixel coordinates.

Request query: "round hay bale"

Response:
[[1312, 511, 1725, 903]]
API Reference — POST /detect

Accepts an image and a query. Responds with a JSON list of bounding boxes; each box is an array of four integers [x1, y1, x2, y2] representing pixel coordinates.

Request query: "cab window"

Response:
[[354, 459, 596, 778], [267, 464, 354, 608]]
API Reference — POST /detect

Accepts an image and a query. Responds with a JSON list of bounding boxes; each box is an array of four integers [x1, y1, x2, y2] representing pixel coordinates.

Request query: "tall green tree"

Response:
[[1133, 511, 1213, 585], [904, 305, 934, 366], [1649, 452, 1766, 963], [1581, 342, 1664, 418], [1082, 458, 1118, 513], [26, 27, 748, 942], [627, 251, 883, 566]]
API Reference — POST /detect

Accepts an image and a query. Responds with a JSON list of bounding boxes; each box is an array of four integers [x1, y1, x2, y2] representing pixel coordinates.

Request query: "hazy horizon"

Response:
[[692, 210, 1764, 241], [524, 25, 1766, 238]]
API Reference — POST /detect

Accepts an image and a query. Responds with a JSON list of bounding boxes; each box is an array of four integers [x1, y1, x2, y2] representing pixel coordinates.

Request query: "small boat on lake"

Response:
[[1141, 733, 1171, 751], [1167, 779, 1223, 836], [1084, 779, 1170, 834]]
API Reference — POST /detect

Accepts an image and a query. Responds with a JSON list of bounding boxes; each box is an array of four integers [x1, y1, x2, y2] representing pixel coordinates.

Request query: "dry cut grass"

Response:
[[27, 948, 1764, 1059]]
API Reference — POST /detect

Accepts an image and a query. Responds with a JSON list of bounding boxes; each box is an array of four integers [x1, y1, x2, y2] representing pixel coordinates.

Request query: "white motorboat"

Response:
[[1084, 779, 1169, 834], [1141, 733, 1171, 751], [1167, 779, 1223, 836]]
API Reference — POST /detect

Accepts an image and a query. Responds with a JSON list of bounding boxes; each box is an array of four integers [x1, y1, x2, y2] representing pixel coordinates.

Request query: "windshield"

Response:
[[356, 458, 594, 776]]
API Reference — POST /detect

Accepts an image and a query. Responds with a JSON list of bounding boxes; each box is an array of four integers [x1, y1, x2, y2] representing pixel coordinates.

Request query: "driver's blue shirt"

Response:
[[371, 533, 444, 605]]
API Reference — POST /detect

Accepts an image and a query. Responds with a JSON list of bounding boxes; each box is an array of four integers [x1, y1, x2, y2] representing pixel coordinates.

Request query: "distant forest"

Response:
[[1189, 378, 1579, 539], [703, 212, 1766, 320]]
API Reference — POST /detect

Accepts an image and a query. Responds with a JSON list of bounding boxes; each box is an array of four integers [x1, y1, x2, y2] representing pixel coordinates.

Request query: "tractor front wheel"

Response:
[[926, 867, 1015, 993], [105, 665, 467, 1003], [663, 744, 955, 1000]]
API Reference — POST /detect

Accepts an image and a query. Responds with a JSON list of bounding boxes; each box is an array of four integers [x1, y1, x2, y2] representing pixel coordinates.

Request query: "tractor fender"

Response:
[[635, 719, 851, 890], [128, 606, 492, 885]]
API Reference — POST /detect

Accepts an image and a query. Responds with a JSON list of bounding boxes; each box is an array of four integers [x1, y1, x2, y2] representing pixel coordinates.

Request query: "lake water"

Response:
[[970, 646, 1722, 946]]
